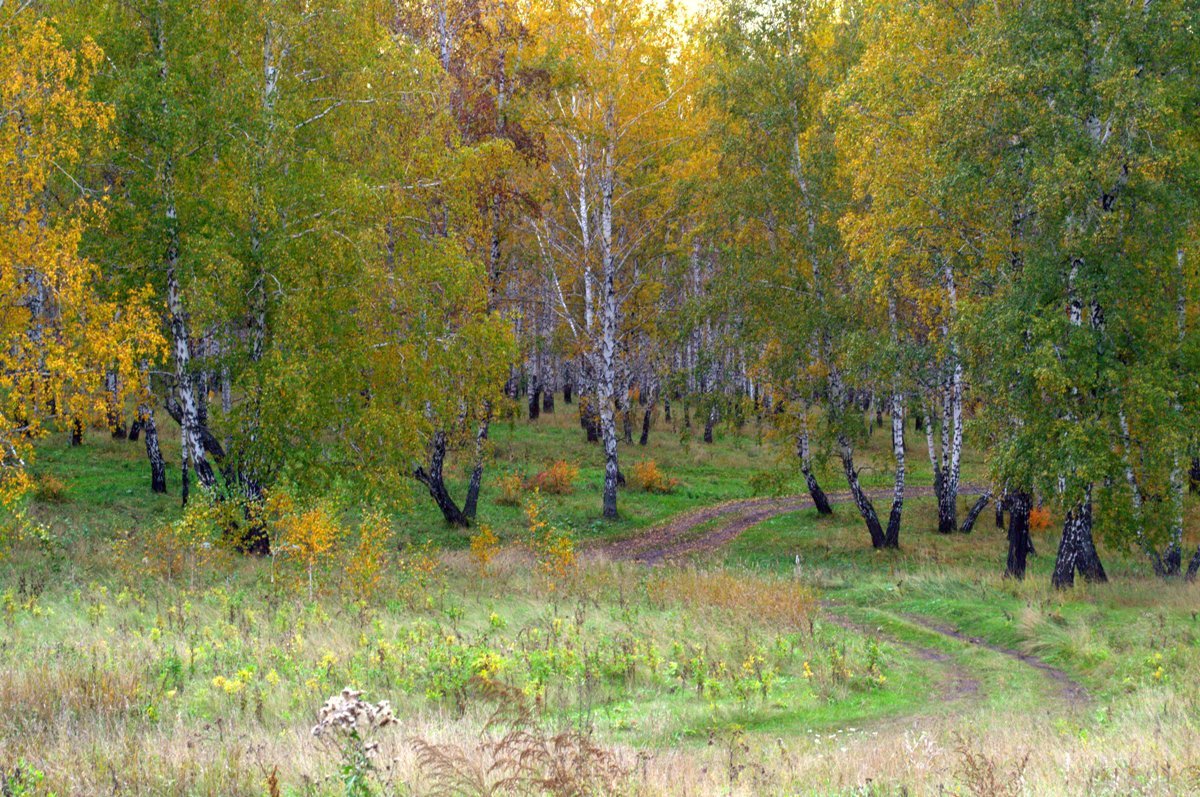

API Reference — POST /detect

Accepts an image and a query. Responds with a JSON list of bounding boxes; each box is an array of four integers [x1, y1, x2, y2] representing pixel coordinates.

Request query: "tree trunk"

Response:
[[463, 414, 490, 520], [156, 16, 215, 498], [840, 438, 885, 549], [703, 405, 716, 444], [639, 407, 652, 446], [140, 404, 167, 495], [528, 378, 541, 420], [1189, 456, 1200, 494], [542, 390, 554, 414], [128, 418, 143, 443], [1186, 546, 1200, 581], [597, 137, 620, 521], [797, 428, 833, 516], [415, 432, 470, 528], [960, 491, 992, 534], [884, 394, 905, 548], [1052, 491, 1107, 589], [1005, 491, 1032, 579], [995, 489, 1006, 529], [107, 370, 127, 439], [70, 418, 83, 446], [936, 479, 957, 534]]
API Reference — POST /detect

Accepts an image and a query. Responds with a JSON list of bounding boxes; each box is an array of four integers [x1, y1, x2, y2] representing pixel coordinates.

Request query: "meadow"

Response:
[[2, 405, 1199, 797]]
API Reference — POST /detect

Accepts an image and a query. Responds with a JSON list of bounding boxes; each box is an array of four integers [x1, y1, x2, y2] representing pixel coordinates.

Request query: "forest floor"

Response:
[[3, 402, 1200, 796]]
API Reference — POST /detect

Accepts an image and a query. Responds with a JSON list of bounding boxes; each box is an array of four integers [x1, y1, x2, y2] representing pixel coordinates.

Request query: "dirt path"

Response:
[[599, 484, 957, 563], [819, 605, 982, 707], [903, 614, 1089, 705], [595, 483, 1090, 709]]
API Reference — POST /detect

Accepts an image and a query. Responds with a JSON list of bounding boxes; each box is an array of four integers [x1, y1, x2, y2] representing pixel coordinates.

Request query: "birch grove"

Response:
[[4, 0, 1200, 587]]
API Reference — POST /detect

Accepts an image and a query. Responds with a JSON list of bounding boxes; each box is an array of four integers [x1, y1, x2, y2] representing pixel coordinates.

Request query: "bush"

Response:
[[630, 459, 678, 494], [525, 460, 578, 495], [496, 472, 524, 506], [524, 498, 576, 590], [469, 524, 500, 574], [1029, 506, 1052, 530], [33, 474, 68, 504], [748, 469, 788, 497], [346, 511, 391, 603]]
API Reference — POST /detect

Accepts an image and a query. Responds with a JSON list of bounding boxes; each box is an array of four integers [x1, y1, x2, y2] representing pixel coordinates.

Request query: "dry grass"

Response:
[[646, 567, 817, 634]]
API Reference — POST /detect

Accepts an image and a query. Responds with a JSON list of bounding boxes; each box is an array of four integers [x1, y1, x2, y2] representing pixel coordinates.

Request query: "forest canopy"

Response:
[[3, 0, 1200, 587]]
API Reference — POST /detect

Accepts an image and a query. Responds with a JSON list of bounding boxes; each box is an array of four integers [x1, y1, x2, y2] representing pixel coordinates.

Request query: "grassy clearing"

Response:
[[4, 403, 1200, 795]]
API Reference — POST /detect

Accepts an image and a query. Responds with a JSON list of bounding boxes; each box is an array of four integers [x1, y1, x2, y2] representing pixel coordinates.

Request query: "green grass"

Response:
[[4, 399, 1200, 795]]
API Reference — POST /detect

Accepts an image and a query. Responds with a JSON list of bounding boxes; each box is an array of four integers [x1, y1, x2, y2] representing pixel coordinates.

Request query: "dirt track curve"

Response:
[[593, 483, 1089, 708], [599, 484, 963, 563]]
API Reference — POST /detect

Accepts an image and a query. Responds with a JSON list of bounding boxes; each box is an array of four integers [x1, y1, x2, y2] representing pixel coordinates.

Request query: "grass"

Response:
[[3, 398, 1200, 795]]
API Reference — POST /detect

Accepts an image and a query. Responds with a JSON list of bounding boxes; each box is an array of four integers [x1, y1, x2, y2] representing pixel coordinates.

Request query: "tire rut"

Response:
[[599, 484, 961, 563], [594, 483, 1089, 711], [819, 605, 982, 707], [902, 614, 1089, 706]]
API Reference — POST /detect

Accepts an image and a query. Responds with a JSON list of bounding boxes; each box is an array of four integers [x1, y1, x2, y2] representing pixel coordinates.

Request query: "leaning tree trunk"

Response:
[[797, 428, 833, 516], [1187, 546, 1200, 581], [1052, 490, 1107, 589], [960, 491, 992, 534], [840, 438, 886, 549], [415, 432, 470, 528], [1005, 490, 1033, 579]]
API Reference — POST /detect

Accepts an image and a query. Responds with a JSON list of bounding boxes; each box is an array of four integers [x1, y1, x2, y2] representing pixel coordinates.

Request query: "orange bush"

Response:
[[1029, 506, 1052, 530], [630, 459, 678, 494], [525, 460, 579, 495]]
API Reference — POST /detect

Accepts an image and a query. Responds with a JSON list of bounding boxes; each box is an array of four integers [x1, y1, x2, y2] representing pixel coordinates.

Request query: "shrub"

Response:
[[524, 498, 576, 590], [469, 524, 500, 574], [347, 511, 391, 603], [397, 540, 443, 608], [495, 472, 524, 506], [748, 469, 788, 497], [1029, 505, 1052, 530], [630, 459, 678, 494], [277, 503, 343, 601], [33, 474, 68, 503], [525, 460, 578, 495]]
